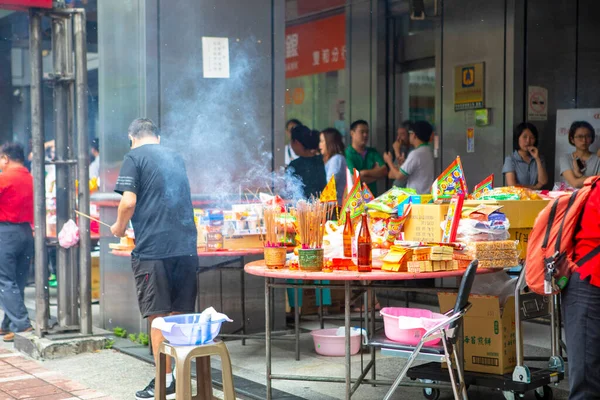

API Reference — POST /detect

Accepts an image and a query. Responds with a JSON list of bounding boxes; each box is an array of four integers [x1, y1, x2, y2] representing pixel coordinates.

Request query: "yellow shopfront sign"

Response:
[[454, 62, 485, 111]]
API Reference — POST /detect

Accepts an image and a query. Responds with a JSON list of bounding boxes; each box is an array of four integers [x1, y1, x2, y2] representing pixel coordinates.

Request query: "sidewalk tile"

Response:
[[49, 380, 88, 392], [33, 371, 64, 381], [25, 393, 74, 400], [0, 377, 47, 391], [0, 374, 33, 382], [0, 378, 49, 393], [8, 384, 64, 399], [69, 389, 108, 399]]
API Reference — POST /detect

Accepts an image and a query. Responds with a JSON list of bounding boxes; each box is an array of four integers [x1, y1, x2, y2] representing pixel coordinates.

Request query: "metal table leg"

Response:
[[265, 277, 272, 400], [369, 285, 376, 384], [240, 257, 246, 346], [295, 287, 300, 361], [345, 280, 351, 400]]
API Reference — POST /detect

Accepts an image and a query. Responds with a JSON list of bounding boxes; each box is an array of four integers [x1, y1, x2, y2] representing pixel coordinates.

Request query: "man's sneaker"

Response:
[[135, 377, 176, 400]]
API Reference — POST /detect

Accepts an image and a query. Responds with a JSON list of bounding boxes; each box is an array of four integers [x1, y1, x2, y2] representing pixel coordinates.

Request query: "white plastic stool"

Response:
[[155, 340, 236, 400]]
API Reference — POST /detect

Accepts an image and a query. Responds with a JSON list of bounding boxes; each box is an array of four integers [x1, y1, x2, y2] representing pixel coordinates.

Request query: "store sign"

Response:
[[0, 0, 52, 10], [555, 108, 600, 180], [454, 62, 485, 111], [528, 86, 548, 121], [285, 13, 346, 79]]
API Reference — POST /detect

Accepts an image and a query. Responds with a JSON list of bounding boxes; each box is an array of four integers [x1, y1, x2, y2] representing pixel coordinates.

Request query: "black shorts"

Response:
[[131, 254, 198, 318]]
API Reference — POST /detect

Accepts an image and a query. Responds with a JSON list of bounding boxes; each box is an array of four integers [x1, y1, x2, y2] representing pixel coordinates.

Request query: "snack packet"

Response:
[[365, 187, 415, 214]]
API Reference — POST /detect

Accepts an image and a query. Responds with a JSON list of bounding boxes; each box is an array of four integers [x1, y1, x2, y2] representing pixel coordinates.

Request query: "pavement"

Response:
[[0, 283, 570, 400], [0, 344, 112, 399]]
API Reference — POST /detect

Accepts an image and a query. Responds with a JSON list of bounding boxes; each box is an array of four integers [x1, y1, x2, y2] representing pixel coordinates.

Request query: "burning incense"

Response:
[[263, 205, 283, 247], [295, 199, 327, 249]]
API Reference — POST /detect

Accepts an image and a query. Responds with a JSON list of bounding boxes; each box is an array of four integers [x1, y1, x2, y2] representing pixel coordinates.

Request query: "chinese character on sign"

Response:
[[342, 45, 346, 60], [322, 49, 330, 63], [312, 51, 320, 66], [286, 34, 299, 59], [477, 337, 484, 345], [485, 337, 491, 346], [464, 336, 470, 344], [332, 47, 339, 62], [471, 336, 476, 344]]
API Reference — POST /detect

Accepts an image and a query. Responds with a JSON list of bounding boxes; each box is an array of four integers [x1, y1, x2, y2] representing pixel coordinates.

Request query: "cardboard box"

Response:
[[289, 283, 344, 315], [495, 200, 548, 229], [509, 228, 532, 259], [438, 293, 516, 375], [403, 204, 449, 242], [223, 234, 263, 250]]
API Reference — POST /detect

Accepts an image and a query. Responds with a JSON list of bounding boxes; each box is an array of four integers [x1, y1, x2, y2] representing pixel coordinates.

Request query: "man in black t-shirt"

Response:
[[111, 118, 197, 400]]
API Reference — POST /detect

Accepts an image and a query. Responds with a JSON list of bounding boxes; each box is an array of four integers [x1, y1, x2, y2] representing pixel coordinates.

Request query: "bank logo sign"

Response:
[[455, 62, 485, 111]]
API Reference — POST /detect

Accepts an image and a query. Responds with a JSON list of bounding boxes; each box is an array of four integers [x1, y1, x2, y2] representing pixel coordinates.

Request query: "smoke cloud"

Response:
[[159, 37, 304, 205]]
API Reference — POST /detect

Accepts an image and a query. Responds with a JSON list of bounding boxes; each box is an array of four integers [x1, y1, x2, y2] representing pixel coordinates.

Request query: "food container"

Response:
[[153, 313, 227, 346], [380, 307, 448, 346], [264, 246, 286, 269], [310, 328, 361, 356], [298, 248, 324, 271]]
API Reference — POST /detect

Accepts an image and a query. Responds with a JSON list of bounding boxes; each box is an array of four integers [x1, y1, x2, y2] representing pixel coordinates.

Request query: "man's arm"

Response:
[[362, 151, 389, 183], [387, 164, 407, 181], [360, 164, 388, 183], [111, 191, 137, 237]]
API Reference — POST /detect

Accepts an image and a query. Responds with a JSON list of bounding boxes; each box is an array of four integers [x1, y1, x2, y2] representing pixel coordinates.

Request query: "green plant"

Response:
[[113, 327, 127, 338], [128, 333, 138, 343], [104, 339, 115, 350], [137, 333, 149, 346]]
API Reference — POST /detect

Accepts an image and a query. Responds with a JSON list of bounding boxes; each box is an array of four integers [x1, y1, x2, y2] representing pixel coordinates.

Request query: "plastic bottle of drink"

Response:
[[343, 210, 353, 258], [357, 213, 372, 272]]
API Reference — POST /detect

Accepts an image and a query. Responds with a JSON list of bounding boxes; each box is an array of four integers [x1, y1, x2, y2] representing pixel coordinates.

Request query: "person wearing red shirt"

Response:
[[563, 179, 600, 400], [0, 143, 34, 342]]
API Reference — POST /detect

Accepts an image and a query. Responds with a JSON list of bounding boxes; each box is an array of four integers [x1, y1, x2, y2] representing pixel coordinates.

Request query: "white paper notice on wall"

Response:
[[528, 86, 548, 121], [202, 37, 230, 79]]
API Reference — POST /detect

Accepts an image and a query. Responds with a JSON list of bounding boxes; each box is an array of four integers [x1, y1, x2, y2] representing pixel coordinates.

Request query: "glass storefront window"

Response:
[[404, 67, 435, 125], [284, 8, 347, 155], [285, 69, 347, 135]]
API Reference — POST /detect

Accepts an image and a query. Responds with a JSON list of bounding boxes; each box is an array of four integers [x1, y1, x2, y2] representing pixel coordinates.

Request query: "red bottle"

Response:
[[343, 210, 353, 258], [357, 213, 372, 272]]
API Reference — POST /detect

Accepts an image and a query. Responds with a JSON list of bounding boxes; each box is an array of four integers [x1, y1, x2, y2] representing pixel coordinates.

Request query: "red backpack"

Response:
[[525, 176, 600, 295]]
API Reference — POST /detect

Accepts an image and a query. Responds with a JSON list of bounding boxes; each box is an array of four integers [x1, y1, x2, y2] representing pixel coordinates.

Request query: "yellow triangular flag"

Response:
[[320, 175, 337, 204]]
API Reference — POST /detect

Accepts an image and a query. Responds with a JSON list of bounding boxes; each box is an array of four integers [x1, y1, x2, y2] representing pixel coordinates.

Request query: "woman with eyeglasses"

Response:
[[560, 121, 600, 189]]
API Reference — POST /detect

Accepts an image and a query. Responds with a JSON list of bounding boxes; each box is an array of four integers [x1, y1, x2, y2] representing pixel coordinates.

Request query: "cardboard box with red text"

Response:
[[438, 293, 516, 375]]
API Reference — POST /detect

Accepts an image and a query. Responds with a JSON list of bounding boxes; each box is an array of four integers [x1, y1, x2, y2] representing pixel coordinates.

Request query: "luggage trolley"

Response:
[[404, 267, 565, 400]]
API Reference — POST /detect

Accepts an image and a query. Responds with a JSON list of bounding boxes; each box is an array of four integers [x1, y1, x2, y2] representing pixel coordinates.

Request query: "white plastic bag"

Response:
[[323, 221, 344, 258], [454, 218, 510, 242], [58, 219, 79, 248]]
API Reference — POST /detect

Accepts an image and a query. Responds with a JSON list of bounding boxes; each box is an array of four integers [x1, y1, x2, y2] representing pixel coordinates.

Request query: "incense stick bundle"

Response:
[[295, 199, 328, 249], [263, 206, 282, 247]]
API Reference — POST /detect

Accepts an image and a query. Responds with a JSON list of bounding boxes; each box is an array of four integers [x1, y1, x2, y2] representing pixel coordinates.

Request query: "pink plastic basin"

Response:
[[310, 328, 361, 357], [380, 307, 448, 346]]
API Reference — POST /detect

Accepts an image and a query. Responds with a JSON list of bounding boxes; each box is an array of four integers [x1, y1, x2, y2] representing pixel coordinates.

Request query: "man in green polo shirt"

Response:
[[345, 120, 388, 196]]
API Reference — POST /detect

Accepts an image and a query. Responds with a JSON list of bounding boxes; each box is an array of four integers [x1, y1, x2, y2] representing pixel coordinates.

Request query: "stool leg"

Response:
[[156, 351, 167, 400], [175, 356, 192, 400], [195, 356, 213, 400], [215, 343, 236, 400]]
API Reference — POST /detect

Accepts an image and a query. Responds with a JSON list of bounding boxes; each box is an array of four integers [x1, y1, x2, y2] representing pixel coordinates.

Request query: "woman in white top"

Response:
[[318, 127, 347, 206], [560, 121, 600, 189]]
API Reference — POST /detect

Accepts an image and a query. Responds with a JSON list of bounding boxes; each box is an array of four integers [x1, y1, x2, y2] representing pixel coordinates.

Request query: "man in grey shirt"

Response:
[[384, 121, 435, 194]]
